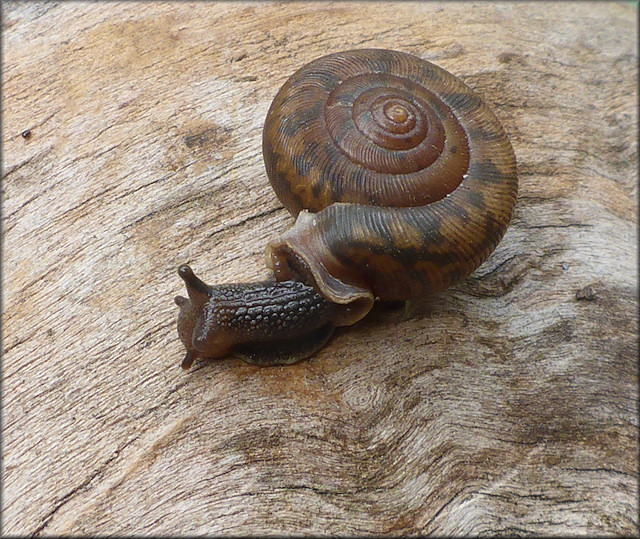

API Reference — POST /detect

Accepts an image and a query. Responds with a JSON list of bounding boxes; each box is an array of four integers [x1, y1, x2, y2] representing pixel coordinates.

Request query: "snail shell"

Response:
[[175, 49, 517, 367], [264, 49, 517, 323]]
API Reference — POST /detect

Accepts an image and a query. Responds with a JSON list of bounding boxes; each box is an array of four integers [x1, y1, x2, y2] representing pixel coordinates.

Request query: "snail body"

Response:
[[175, 49, 517, 368], [175, 266, 337, 368]]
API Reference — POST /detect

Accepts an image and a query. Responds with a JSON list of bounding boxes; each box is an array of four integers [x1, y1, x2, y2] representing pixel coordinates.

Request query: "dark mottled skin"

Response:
[[177, 49, 517, 367], [204, 281, 333, 341], [175, 265, 336, 367]]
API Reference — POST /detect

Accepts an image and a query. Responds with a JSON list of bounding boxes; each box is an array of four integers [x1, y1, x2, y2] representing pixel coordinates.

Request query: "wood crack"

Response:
[[205, 206, 283, 238], [31, 435, 141, 536]]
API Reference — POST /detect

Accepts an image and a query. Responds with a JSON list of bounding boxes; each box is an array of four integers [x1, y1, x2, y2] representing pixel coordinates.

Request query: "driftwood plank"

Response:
[[2, 2, 637, 536]]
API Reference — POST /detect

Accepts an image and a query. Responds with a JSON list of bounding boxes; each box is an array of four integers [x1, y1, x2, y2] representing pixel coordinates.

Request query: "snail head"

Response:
[[174, 265, 235, 369]]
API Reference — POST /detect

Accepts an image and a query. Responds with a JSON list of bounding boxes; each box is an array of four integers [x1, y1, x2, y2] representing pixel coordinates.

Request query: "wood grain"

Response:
[[2, 2, 637, 536]]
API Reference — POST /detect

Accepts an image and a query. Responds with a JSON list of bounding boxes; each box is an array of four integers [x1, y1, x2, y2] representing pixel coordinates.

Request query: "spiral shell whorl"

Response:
[[264, 50, 478, 212], [263, 49, 517, 325]]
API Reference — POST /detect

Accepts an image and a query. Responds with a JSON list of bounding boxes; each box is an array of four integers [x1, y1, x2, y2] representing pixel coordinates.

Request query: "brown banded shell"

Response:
[[263, 49, 518, 325]]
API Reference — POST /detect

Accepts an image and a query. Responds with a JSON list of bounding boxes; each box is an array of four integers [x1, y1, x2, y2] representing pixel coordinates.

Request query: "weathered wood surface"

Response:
[[2, 2, 637, 536]]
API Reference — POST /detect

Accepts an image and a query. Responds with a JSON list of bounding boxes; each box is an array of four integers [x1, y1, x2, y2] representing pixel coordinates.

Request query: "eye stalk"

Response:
[[174, 265, 214, 369]]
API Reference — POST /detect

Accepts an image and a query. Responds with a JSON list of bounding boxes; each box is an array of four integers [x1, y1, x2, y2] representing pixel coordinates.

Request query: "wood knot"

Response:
[[575, 284, 597, 302]]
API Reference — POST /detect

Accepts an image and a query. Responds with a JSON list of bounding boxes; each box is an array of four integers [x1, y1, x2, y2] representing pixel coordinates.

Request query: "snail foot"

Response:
[[181, 350, 198, 370], [233, 325, 335, 366]]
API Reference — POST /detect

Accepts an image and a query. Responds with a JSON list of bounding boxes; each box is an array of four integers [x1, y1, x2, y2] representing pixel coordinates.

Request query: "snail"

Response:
[[175, 49, 517, 369]]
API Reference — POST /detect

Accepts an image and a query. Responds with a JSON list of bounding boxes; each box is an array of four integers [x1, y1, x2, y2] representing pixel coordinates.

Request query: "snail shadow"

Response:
[[340, 290, 457, 337]]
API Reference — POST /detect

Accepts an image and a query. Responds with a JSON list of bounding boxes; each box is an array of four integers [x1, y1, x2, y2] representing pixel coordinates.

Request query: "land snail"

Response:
[[175, 49, 517, 369]]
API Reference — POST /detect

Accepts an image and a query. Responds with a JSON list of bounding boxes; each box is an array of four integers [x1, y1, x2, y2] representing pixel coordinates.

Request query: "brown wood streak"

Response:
[[1, 1, 637, 536]]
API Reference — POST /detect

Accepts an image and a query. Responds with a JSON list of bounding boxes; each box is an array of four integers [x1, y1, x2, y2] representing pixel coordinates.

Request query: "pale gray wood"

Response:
[[2, 2, 637, 536]]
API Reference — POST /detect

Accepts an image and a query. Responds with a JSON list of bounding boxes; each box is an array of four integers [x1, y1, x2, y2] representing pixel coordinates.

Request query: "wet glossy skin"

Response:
[[175, 265, 337, 368], [176, 49, 518, 367]]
